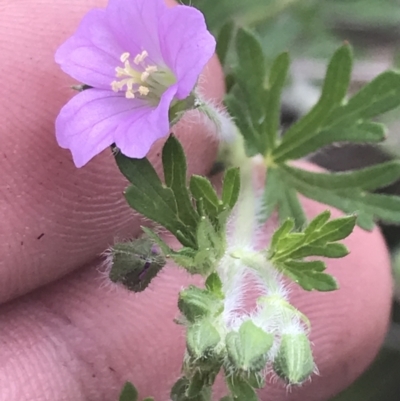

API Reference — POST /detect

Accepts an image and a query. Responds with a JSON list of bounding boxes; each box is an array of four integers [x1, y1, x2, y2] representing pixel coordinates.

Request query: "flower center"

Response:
[[111, 50, 176, 102]]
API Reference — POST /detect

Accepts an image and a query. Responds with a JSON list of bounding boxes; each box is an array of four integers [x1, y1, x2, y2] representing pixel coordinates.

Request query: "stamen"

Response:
[[139, 86, 150, 96], [126, 90, 136, 99], [111, 50, 174, 101], [120, 52, 130, 63], [134, 50, 148, 65]]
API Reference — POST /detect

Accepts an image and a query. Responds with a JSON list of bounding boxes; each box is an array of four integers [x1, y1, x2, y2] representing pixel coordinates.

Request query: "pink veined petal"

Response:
[[56, 89, 149, 167], [105, 0, 166, 65], [114, 85, 178, 158], [158, 5, 216, 99], [55, 9, 124, 89]]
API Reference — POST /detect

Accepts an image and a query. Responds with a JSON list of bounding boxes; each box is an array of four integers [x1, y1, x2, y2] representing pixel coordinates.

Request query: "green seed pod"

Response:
[[178, 286, 223, 323], [273, 333, 314, 385], [225, 320, 273, 373], [109, 238, 166, 293], [187, 320, 221, 360]]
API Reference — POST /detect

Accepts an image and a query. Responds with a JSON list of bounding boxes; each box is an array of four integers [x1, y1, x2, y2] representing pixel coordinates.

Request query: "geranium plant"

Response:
[[55, 0, 400, 400]]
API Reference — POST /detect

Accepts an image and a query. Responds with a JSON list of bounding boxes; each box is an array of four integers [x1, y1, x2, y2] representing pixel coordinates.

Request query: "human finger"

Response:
[[0, 0, 224, 303]]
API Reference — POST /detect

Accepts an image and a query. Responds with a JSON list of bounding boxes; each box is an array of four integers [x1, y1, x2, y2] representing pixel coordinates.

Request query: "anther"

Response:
[[120, 52, 130, 63], [134, 50, 148, 65]]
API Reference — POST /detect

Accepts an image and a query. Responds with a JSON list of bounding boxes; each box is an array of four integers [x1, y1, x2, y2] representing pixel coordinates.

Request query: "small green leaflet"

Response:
[[268, 211, 356, 291]]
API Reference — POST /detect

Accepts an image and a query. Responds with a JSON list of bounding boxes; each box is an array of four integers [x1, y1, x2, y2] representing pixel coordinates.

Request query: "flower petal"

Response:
[[55, 9, 123, 89], [114, 85, 178, 158], [158, 5, 216, 99], [105, 0, 166, 65], [56, 89, 145, 167]]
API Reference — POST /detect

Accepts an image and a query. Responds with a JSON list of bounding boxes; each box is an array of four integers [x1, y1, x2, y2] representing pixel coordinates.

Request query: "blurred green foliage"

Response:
[[183, 0, 400, 60]]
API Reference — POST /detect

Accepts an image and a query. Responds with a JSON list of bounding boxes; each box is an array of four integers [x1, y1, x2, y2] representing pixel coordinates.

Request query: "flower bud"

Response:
[[273, 333, 314, 385], [108, 238, 165, 292], [187, 320, 221, 360], [178, 286, 223, 323], [225, 320, 273, 373]]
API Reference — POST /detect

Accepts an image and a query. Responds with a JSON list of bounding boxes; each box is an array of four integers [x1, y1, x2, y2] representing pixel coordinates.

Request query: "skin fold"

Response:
[[0, 0, 393, 400]]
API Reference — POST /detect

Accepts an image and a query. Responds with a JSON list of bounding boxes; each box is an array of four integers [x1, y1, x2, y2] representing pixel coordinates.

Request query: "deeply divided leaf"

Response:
[[268, 211, 356, 291], [115, 152, 196, 248], [279, 164, 400, 230]]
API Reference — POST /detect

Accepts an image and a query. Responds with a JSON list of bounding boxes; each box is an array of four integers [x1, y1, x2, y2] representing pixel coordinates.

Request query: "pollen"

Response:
[[111, 50, 156, 99]]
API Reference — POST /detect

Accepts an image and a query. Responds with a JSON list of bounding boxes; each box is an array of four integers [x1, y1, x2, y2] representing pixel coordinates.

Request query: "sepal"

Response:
[[273, 333, 314, 385]]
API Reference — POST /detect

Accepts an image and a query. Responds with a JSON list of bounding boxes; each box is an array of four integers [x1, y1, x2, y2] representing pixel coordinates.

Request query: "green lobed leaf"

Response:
[[326, 70, 400, 127], [273, 61, 400, 164], [115, 152, 195, 248], [235, 28, 266, 92], [278, 185, 307, 229], [162, 136, 200, 231], [272, 44, 353, 162], [281, 260, 338, 291], [119, 382, 139, 401], [190, 175, 221, 218], [288, 243, 349, 259], [226, 28, 270, 157], [270, 218, 295, 252], [268, 211, 356, 291], [280, 161, 400, 191], [273, 121, 386, 162], [279, 165, 400, 230], [270, 212, 356, 261], [303, 210, 331, 235]]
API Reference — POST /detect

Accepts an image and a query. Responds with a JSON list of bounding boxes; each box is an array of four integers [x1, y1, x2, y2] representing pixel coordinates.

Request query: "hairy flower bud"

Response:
[[178, 286, 223, 323], [108, 238, 165, 292], [273, 333, 314, 385], [225, 320, 273, 373]]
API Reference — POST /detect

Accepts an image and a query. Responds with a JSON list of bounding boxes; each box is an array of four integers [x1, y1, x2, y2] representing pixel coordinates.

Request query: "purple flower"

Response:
[[55, 0, 215, 167]]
